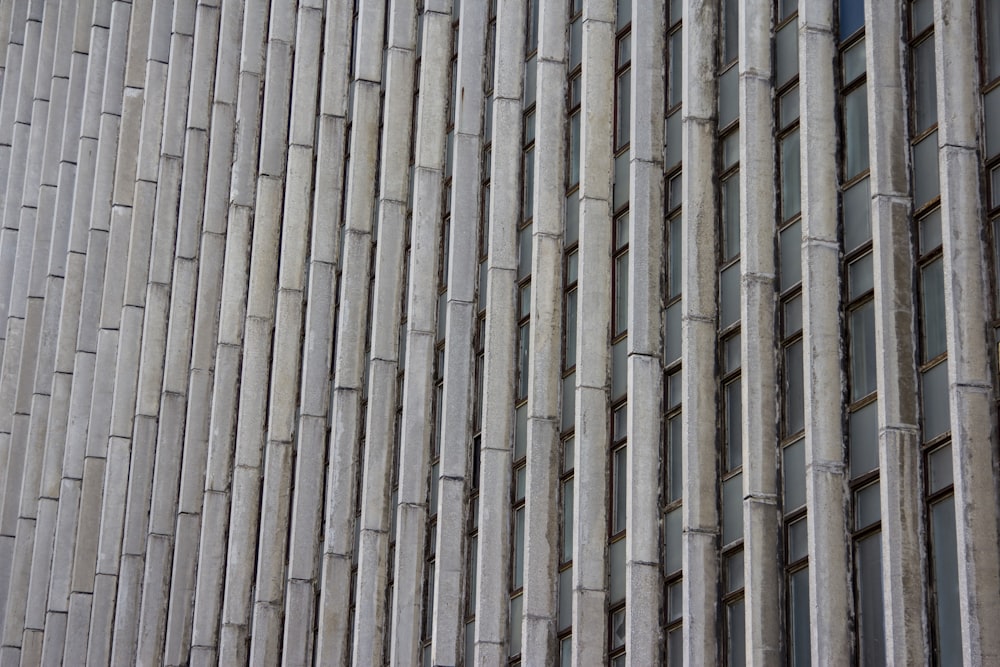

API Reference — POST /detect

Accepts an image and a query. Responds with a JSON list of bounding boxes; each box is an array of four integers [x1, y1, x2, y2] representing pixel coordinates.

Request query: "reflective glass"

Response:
[[783, 438, 806, 510], [670, 0, 682, 25], [613, 152, 629, 211], [514, 507, 525, 586], [784, 294, 802, 336], [558, 567, 572, 630], [724, 334, 741, 374], [856, 533, 886, 666], [668, 627, 683, 667], [615, 253, 629, 335], [668, 415, 682, 502], [523, 56, 536, 108], [518, 322, 530, 398], [775, 20, 799, 87], [616, 0, 631, 29], [987, 0, 1000, 82], [913, 132, 940, 209], [844, 87, 870, 178], [855, 482, 881, 529], [723, 0, 738, 63], [570, 17, 582, 69], [843, 37, 866, 82], [612, 338, 627, 400], [921, 257, 946, 360], [911, 0, 933, 35], [563, 436, 575, 473], [919, 208, 941, 252], [922, 361, 950, 440], [668, 370, 682, 409], [849, 301, 877, 400], [850, 400, 879, 478], [719, 67, 739, 127], [669, 33, 683, 107], [781, 131, 801, 220], [928, 443, 953, 494], [519, 283, 531, 319], [931, 496, 961, 665], [986, 88, 1000, 158], [726, 551, 745, 593], [721, 262, 741, 329], [562, 372, 575, 431], [515, 404, 527, 458], [669, 173, 682, 212], [616, 69, 631, 150], [785, 340, 804, 435], [727, 599, 746, 667], [509, 594, 523, 656], [666, 508, 682, 572], [788, 516, 808, 561], [560, 637, 572, 667], [666, 301, 682, 363], [723, 473, 744, 545], [843, 177, 871, 252], [565, 289, 577, 369], [565, 192, 579, 245], [780, 220, 802, 290], [668, 580, 683, 622], [789, 568, 812, 667], [610, 539, 626, 603], [723, 130, 740, 170], [913, 36, 938, 134], [669, 214, 682, 297], [849, 253, 874, 299], [666, 111, 682, 167], [726, 379, 743, 470], [612, 608, 626, 649], [518, 225, 532, 279], [840, 0, 864, 40], [522, 149, 535, 220], [780, 87, 800, 128], [779, 0, 798, 21], [569, 112, 580, 186], [722, 175, 741, 260]]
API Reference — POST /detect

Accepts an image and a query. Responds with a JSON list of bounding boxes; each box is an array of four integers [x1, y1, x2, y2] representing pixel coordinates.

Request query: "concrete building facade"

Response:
[[0, 0, 999, 665]]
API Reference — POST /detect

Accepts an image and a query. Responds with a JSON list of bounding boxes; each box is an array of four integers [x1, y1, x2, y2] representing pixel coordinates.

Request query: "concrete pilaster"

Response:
[[681, 0, 719, 663], [935, 1, 1000, 663], [572, 0, 613, 664], [470, 0, 522, 662], [624, 1, 664, 664], [798, 2, 850, 664]]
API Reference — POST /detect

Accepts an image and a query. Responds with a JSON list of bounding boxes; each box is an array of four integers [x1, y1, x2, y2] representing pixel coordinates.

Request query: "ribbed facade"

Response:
[[1, 0, 999, 665]]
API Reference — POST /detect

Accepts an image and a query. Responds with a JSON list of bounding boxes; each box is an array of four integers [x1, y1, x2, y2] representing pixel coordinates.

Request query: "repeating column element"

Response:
[[739, 0, 780, 664], [935, 0, 1000, 663], [471, 0, 522, 662], [799, 1, 850, 664], [680, 0, 719, 663], [572, 0, 613, 664]]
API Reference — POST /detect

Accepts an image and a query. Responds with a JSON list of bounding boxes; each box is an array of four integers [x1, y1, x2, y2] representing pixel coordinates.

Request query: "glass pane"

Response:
[[560, 636, 572, 667], [727, 599, 746, 667], [523, 148, 535, 220], [466, 622, 476, 666], [849, 252, 874, 299], [719, 67, 739, 127], [992, 165, 1000, 209], [844, 87, 870, 178], [519, 283, 531, 319], [840, 0, 865, 40], [986, 87, 1000, 158], [726, 379, 743, 470], [726, 551, 745, 593], [843, 37, 866, 83], [515, 404, 527, 458], [669, 33, 683, 107], [524, 54, 536, 107], [856, 533, 886, 666], [843, 177, 871, 252], [668, 370, 682, 409], [616, 0, 631, 29], [913, 36, 938, 133], [921, 257, 946, 360], [666, 508, 682, 573], [612, 608, 626, 649], [788, 516, 808, 562], [615, 253, 629, 335], [928, 444, 953, 494], [789, 567, 812, 667], [668, 414, 683, 502], [565, 192, 579, 245], [616, 69, 631, 150], [783, 438, 806, 510], [722, 176, 741, 261], [855, 482, 881, 530], [569, 112, 580, 186], [723, 0, 739, 63], [514, 507, 525, 586], [922, 361, 950, 440], [612, 338, 627, 400], [518, 224, 532, 279], [987, 0, 1000, 82], [558, 567, 572, 630], [515, 466, 526, 502], [723, 473, 744, 545], [666, 111, 682, 167], [721, 262, 741, 329], [724, 334, 741, 374], [670, 0, 682, 24], [562, 372, 575, 431], [911, 0, 933, 35], [849, 400, 879, 478], [785, 340, 805, 435], [669, 173, 682, 212], [784, 294, 803, 336], [610, 538, 625, 603], [668, 627, 684, 667], [613, 403, 627, 442], [669, 214, 682, 297], [613, 152, 629, 211], [565, 288, 577, 367], [723, 130, 740, 170], [509, 594, 523, 656], [570, 17, 582, 69], [668, 581, 683, 623], [518, 322, 530, 399], [930, 496, 961, 665], [775, 20, 799, 87], [919, 208, 941, 253], [563, 436, 575, 473], [913, 131, 940, 209], [780, 220, 802, 290], [780, 87, 800, 129], [613, 446, 627, 533], [781, 131, 801, 220], [849, 301, 877, 400], [666, 301, 682, 363], [779, 0, 798, 21]]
